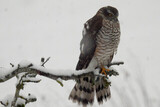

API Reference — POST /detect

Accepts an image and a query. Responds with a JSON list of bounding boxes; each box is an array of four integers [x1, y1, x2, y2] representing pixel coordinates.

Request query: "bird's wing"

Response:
[[76, 15, 103, 70]]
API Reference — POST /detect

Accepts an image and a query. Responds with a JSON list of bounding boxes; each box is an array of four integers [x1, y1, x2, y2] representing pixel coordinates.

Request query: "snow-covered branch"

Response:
[[0, 59, 124, 83], [0, 58, 123, 107], [11, 72, 40, 107]]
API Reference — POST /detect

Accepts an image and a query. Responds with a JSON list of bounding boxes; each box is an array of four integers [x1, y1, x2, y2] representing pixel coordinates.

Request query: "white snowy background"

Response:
[[0, 0, 160, 107]]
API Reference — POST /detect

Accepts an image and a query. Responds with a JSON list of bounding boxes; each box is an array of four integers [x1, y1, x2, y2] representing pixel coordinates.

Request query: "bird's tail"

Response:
[[69, 77, 111, 106], [95, 77, 111, 104], [69, 77, 94, 106]]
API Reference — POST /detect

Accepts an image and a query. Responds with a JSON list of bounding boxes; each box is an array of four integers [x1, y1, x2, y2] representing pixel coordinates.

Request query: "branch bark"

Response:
[[0, 60, 124, 83]]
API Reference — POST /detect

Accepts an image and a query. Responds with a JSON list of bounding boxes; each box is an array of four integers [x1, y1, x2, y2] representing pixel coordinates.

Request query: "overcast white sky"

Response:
[[0, 0, 160, 107]]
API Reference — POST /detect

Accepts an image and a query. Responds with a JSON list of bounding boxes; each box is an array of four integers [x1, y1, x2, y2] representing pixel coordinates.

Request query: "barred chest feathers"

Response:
[[94, 19, 120, 66]]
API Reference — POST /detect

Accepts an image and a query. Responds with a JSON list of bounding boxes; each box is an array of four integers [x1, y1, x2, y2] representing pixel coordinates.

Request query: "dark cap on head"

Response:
[[97, 6, 119, 18]]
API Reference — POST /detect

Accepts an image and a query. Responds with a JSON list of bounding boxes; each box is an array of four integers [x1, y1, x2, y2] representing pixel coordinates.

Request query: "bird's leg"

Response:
[[100, 66, 110, 76]]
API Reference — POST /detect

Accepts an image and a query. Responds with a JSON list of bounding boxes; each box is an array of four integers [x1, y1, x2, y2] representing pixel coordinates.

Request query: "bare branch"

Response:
[[10, 63, 14, 67], [108, 61, 124, 67], [19, 94, 37, 105], [41, 57, 50, 67], [0, 101, 7, 106]]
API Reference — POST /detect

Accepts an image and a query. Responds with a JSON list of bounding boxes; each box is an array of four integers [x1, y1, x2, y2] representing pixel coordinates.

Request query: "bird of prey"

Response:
[[69, 6, 120, 106]]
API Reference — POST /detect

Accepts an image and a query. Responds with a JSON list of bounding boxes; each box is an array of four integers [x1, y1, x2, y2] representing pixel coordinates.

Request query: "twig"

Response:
[[22, 78, 41, 83], [41, 57, 50, 67], [19, 95, 37, 104], [108, 61, 124, 67], [10, 63, 14, 67], [0, 101, 7, 106]]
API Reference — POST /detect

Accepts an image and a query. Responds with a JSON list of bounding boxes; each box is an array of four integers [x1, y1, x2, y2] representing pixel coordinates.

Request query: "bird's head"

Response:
[[97, 6, 119, 21]]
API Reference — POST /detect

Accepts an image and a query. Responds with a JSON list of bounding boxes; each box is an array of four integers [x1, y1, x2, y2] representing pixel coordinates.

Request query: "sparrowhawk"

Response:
[[69, 6, 120, 106]]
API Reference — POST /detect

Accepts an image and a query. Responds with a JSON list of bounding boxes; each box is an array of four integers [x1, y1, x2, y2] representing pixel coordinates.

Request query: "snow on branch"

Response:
[[0, 58, 124, 83], [0, 58, 123, 107]]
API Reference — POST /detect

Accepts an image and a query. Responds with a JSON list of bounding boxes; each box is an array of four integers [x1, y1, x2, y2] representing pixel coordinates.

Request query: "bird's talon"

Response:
[[106, 69, 110, 72], [100, 67, 110, 76]]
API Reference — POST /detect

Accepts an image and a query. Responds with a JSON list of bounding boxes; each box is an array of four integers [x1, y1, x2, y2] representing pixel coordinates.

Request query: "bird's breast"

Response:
[[94, 20, 120, 66]]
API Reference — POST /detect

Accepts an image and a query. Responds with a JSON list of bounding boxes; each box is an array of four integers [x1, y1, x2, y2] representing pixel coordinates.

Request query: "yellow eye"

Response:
[[109, 13, 113, 17]]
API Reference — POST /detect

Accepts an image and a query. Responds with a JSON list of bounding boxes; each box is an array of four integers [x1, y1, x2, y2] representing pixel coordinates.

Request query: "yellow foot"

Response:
[[101, 66, 110, 76]]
